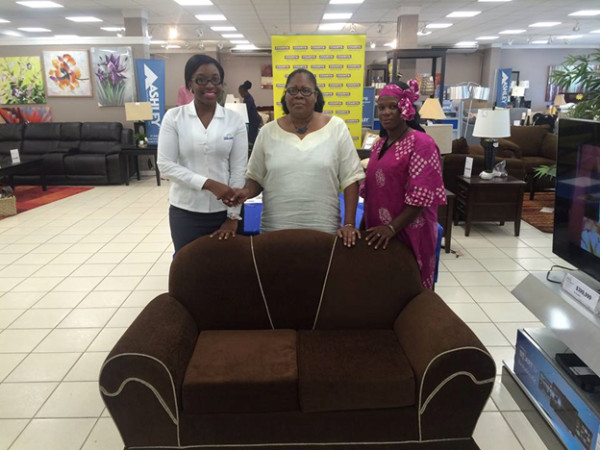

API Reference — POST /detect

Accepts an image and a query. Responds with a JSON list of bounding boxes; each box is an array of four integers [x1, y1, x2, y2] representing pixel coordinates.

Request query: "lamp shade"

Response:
[[224, 102, 249, 123], [472, 109, 510, 138], [125, 102, 153, 121], [511, 86, 526, 97], [554, 94, 567, 106], [446, 85, 470, 100], [419, 98, 447, 120]]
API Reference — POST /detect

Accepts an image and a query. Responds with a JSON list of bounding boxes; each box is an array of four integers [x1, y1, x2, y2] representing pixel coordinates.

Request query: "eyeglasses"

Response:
[[285, 86, 315, 97], [193, 76, 222, 86]]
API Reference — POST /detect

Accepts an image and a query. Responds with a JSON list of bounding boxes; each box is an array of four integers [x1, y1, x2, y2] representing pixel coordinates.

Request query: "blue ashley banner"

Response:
[[362, 86, 375, 128], [135, 59, 165, 145], [495, 67, 512, 108]]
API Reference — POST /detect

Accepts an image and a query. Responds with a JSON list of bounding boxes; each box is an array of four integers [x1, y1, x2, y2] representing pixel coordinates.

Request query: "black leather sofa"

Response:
[[0, 122, 132, 185]]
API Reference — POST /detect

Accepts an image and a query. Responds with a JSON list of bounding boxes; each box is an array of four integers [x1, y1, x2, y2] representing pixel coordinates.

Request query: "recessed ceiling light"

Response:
[[3, 31, 22, 36], [329, 0, 363, 4], [529, 22, 561, 27], [384, 39, 397, 47], [18, 27, 51, 32], [169, 27, 178, 39], [370, 41, 376, 48], [556, 34, 583, 39], [323, 13, 352, 20], [230, 39, 249, 44], [426, 23, 453, 29], [476, 36, 499, 40], [195, 14, 226, 21], [455, 41, 477, 46], [0, 18, 10, 23], [101, 27, 125, 32], [16, 1, 63, 7], [165, 44, 181, 49], [173, 0, 213, 5], [447, 11, 481, 18], [66, 16, 102, 22], [569, 10, 600, 17], [531, 40, 549, 44], [318, 22, 347, 31], [499, 29, 526, 34], [211, 26, 236, 31], [221, 33, 243, 38]]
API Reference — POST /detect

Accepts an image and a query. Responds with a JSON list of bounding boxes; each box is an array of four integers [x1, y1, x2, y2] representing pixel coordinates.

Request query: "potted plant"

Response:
[[134, 132, 148, 148]]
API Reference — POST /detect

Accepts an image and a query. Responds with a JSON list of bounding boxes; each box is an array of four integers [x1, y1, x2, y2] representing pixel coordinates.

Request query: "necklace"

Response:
[[289, 115, 313, 134], [379, 126, 410, 159]]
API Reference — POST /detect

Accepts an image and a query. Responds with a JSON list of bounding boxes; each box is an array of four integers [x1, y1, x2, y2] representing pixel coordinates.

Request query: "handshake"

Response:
[[205, 180, 249, 207]]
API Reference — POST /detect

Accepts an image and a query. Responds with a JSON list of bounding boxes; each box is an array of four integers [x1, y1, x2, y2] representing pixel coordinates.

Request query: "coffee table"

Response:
[[455, 175, 526, 236], [0, 159, 47, 191], [121, 145, 160, 186]]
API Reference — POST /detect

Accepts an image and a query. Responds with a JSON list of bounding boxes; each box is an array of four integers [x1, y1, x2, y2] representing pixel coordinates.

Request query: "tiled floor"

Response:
[[0, 178, 564, 449]]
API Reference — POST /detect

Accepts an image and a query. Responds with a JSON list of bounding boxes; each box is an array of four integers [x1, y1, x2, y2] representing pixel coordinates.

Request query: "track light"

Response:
[[573, 21, 580, 32]]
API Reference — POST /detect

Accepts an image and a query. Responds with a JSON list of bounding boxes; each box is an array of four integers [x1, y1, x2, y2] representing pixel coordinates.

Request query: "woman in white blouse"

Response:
[[228, 69, 364, 246], [158, 55, 248, 253]]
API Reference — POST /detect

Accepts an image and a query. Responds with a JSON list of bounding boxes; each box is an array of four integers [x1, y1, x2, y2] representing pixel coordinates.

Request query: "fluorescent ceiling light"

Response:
[[18, 27, 51, 32], [529, 22, 561, 27], [173, 0, 213, 5], [476, 36, 498, 40], [417, 30, 432, 36], [3, 31, 22, 36], [426, 23, 453, 29], [16, 1, 63, 7], [384, 39, 397, 47], [66, 16, 102, 22], [233, 44, 258, 50], [54, 34, 78, 37], [169, 27, 178, 39], [230, 39, 249, 44], [150, 40, 167, 44], [455, 41, 477, 46], [221, 33, 243, 38], [0, 18, 10, 23], [329, 0, 363, 4], [323, 13, 352, 20], [101, 26, 124, 31], [211, 26, 235, 31], [447, 11, 481, 18], [591, 30, 600, 34], [556, 34, 583, 39], [318, 22, 346, 31], [569, 10, 600, 17], [370, 41, 376, 48], [195, 14, 226, 21], [531, 40, 549, 44], [165, 44, 181, 49], [499, 29, 526, 34]]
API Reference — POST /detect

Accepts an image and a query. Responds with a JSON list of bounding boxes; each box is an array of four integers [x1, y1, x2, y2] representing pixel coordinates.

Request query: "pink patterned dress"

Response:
[[361, 130, 446, 289]]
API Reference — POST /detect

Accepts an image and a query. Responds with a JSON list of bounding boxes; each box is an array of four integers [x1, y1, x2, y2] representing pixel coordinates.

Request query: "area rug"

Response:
[[0, 185, 93, 219], [521, 192, 555, 233]]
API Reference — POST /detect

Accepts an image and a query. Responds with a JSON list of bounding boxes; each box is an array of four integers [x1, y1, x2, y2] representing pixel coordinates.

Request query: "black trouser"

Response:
[[169, 206, 228, 254]]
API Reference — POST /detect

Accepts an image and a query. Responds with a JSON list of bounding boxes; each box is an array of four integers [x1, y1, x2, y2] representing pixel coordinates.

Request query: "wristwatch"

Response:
[[227, 212, 242, 221]]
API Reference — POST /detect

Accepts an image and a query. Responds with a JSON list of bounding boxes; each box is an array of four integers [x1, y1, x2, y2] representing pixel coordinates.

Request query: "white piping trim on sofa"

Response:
[[419, 371, 495, 415], [417, 346, 495, 441], [129, 436, 472, 448], [251, 235, 275, 329], [100, 352, 181, 447], [312, 236, 338, 330]]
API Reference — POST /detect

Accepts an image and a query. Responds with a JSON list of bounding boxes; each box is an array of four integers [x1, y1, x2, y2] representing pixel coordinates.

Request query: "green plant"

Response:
[[134, 132, 146, 142], [533, 164, 556, 180], [551, 48, 600, 120]]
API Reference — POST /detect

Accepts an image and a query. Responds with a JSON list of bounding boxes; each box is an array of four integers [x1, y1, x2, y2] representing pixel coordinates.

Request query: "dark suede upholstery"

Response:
[[0, 122, 130, 185], [100, 230, 495, 450]]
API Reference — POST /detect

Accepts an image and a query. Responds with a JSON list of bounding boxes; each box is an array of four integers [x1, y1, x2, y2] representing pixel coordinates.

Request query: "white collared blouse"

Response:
[[157, 101, 248, 215]]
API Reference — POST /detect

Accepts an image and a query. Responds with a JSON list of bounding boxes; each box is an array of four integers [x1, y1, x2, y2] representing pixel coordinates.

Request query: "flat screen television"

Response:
[[553, 118, 600, 282]]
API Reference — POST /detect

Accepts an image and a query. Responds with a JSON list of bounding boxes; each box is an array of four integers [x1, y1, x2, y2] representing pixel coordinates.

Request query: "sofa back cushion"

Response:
[[508, 125, 548, 157], [0, 124, 24, 156], [58, 122, 81, 150], [170, 229, 423, 331], [22, 123, 60, 156], [540, 133, 557, 161], [80, 122, 122, 154]]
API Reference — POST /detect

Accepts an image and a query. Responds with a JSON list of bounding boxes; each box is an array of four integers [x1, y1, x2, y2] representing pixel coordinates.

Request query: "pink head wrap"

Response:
[[378, 79, 420, 121]]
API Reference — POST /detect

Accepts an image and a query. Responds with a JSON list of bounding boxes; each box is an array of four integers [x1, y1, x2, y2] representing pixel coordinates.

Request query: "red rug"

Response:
[[521, 192, 555, 233], [0, 185, 93, 218]]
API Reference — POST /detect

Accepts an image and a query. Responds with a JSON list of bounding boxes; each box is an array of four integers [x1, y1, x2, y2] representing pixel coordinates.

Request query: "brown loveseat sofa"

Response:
[[100, 230, 495, 450]]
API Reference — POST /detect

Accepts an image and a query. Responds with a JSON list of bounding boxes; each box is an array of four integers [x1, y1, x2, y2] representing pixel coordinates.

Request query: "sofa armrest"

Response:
[[99, 294, 198, 448], [122, 128, 133, 145], [467, 144, 484, 156], [394, 291, 495, 440]]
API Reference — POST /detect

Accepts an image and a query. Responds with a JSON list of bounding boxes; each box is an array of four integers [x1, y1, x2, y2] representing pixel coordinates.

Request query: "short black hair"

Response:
[[379, 80, 425, 137], [281, 68, 324, 114], [239, 80, 252, 91], [184, 54, 224, 87]]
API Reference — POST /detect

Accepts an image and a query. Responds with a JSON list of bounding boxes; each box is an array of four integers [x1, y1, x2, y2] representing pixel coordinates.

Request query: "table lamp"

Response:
[[472, 108, 510, 174], [124, 102, 153, 137], [419, 98, 446, 123], [224, 102, 249, 124]]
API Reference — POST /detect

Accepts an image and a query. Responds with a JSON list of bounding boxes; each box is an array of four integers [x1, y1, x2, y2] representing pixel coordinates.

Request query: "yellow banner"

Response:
[[271, 34, 366, 148]]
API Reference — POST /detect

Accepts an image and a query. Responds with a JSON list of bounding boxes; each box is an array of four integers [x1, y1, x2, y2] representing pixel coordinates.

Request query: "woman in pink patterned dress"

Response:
[[361, 81, 446, 289]]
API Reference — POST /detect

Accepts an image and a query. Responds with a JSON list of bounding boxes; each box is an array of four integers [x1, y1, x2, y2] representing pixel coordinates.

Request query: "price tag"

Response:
[[562, 273, 600, 315], [463, 156, 473, 177], [10, 149, 20, 164]]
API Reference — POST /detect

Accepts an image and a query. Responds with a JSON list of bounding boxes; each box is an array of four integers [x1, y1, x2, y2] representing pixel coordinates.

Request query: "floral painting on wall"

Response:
[[0, 56, 46, 104], [90, 47, 136, 107], [0, 106, 52, 123], [43, 51, 92, 97]]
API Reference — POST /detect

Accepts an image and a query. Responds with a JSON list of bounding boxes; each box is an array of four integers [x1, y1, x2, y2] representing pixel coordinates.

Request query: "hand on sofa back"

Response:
[[169, 229, 424, 331]]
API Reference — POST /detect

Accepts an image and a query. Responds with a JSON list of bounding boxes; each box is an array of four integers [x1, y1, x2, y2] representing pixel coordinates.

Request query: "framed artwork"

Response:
[[0, 56, 46, 104], [43, 51, 92, 97], [0, 106, 52, 123], [90, 47, 136, 107], [261, 64, 273, 89]]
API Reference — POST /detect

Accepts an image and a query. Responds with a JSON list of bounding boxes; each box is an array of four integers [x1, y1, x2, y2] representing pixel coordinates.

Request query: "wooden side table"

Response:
[[455, 175, 526, 236], [121, 145, 160, 186]]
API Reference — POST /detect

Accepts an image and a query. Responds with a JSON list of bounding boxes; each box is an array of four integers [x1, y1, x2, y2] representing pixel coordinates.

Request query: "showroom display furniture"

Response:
[[454, 175, 526, 237], [0, 122, 132, 185], [0, 159, 46, 191], [100, 229, 496, 450], [121, 145, 160, 186]]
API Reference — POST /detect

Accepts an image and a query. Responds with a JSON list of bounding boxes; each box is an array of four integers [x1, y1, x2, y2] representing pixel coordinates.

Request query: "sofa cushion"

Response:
[[451, 137, 469, 154], [507, 125, 548, 157], [183, 329, 298, 414], [540, 133, 557, 161], [298, 330, 415, 413], [64, 153, 108, 176], [497, 138, 521, 159]]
